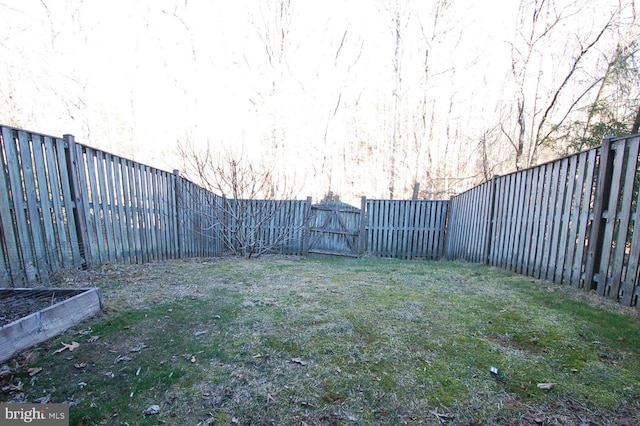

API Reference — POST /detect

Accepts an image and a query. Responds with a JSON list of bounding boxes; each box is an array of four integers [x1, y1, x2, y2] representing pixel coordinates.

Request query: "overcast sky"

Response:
[[1, 1, 519, 160], [1, 0, 634, 200]]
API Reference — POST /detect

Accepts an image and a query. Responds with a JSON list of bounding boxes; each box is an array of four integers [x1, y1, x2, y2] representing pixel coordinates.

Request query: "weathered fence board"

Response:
[[366, 199, 447, 259], [595, 137, 640, 302], [0, 128, 23, 284], [55, 136, 83, 269], [4, 129, 37, 280], [446, 180, 493, 263], [609, 140, 639, 297], [519, 171, 531, 271], [43, 136, 72, 270], [448, 134, 640, 309], [308, 201, 361, 257]]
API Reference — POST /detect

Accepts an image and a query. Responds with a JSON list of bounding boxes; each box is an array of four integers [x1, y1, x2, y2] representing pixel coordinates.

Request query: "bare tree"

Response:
[[176, 140, 306, 258], [505, 0, 623, 169]]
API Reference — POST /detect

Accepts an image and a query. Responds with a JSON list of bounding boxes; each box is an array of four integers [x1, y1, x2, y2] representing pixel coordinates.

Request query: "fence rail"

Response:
[[447, 134, 640, 308]]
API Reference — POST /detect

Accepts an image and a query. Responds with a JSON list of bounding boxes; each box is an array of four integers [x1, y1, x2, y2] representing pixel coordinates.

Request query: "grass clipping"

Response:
[[2, 257, 639, 425]]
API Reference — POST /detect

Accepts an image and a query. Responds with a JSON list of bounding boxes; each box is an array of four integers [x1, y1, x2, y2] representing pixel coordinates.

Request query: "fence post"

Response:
[[583, 137, 616, 291], [64, 134, 92, 268], [172, 170, 182, 259], [303, 196, 312, 255], [359, 196, 367, 255], [485, 175, 499, 265]]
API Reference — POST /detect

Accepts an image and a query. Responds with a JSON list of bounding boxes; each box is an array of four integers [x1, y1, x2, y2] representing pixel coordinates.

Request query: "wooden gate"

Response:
[[306, 201, 363, 257]]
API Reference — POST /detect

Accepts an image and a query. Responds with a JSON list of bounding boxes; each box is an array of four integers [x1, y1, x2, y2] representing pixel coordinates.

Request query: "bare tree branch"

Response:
[[533, 15, 613, 151]]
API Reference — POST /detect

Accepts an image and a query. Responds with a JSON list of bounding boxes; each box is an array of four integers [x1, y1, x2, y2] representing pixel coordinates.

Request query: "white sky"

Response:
[[1, 0, 634, 200]]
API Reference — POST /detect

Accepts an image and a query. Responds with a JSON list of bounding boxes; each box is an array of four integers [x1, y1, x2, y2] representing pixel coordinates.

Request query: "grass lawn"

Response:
[[1, 256, 639, 425]]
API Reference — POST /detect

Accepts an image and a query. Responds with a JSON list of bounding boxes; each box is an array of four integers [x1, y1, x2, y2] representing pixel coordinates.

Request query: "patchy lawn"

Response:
[[1, 256, 639, 425]]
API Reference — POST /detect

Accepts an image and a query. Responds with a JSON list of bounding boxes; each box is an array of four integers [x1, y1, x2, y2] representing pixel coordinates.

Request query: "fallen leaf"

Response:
[[27, 367, 43, 376], [430, 409, 455, 422], [537, 383, 557, 390], [114, 355, 132, 364], [74, 363, 87, 369], [1, 381, 23, 392], [190, 356, 196, 363], [291, 358, 308, 366], [0, 366, 15, 379], [130, 343, 148, 353], [54, 341, 80, 354], [143, 405, 160, 416]]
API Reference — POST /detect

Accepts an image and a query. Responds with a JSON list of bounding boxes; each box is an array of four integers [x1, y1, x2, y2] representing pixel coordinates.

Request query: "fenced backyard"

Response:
[[0, 124, 639, 309]]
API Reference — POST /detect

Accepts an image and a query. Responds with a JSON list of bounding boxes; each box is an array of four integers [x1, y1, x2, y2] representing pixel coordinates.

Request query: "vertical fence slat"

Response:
[[584, 140, 614, 290], [574, 149, 598, 288], [564, 151, 587, 286], [606, 139, 639, 299], [19, 131, 52, 279], [595, 141, 626, 297], [44, 136, 72, 270], [95, 150, 115, 263], [5, 129, 37, 280], [0, 128, 22, 284], [548, 158, 568, 282], [31, 134, 59, 275], [557, 156, 578, 284]]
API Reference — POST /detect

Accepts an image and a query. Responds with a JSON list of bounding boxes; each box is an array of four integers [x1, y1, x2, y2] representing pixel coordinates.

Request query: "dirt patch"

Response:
[[0, 292, 76, 327]]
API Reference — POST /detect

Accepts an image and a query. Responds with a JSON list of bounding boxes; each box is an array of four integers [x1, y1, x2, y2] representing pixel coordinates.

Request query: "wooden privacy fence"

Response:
[[365, 199, 448, 259], [0, 122, 452, 286], [218, 198, 310, 257], [0, 126, 221, 285], [447, 134, 640, 308], [304, 199, 449, 259], [3, 123, 638, 309]]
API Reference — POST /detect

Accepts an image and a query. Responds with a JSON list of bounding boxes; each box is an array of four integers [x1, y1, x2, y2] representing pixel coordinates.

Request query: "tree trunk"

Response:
[[632, 103, 640, 134]]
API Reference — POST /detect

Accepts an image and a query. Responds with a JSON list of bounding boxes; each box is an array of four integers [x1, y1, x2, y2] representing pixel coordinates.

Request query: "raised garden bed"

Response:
[[0, 288, 103, 363]]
